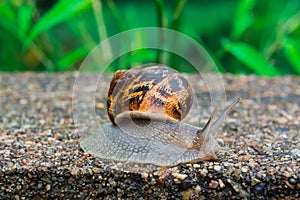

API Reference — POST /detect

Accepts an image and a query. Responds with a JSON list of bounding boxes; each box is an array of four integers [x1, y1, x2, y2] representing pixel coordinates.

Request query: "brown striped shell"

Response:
[[107, 65, 193, 125]]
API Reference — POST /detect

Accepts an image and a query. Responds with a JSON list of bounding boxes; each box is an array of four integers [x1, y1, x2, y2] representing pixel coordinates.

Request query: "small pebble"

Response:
[[209, 180, 219, 189], [174, 178, 181, 184], [218, 179, 225, 189], [213, 165, 221, 172], [251, 178, 261, 186], [71, 168, 79, 176], [180, 179, 195, 190], [282, 171, 292, 178], [141, 172, 148, 181], [150, 178, 156, 185], [194, 185, 201, 193], [172, 172, 188, 180], [193, 164, 200, 168], [45, 184, 51, 191], [241, 166, 248, 173], [92, 167, 101, 174], [254, 182, 266, 194], [291, 149, 300, 157], [285, 181, 295, 189], [227, 179, 240, 193], [288, 178, 297, 184]]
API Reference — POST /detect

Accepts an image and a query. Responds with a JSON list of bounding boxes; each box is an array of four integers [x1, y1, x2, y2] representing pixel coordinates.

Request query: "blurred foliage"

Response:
[[0, 0, 300, 75]]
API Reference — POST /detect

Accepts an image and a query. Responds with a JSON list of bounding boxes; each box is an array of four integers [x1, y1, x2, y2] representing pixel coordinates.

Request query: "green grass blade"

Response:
[[155, 0, 169, 63], [280, 8, 300, 35], [282, 37, 300, 74], [172, 0, 187, 29], [0, 3, 16, 20], [106, 0, 127, 31], [24, 0, 93, 49], [0, 3, 17, 35], [222, 40, 281, 76], [18, 4, 34, 39], [156, 0, 168, 28], [231, 0, 256, 39], [263, 6, 300, 59], [57, 46, 89, 70]]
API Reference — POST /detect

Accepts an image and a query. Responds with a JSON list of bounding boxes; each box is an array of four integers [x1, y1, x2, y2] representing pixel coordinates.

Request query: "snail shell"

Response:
[[80, 65, 240, 167], [107, 65, 193, 125]]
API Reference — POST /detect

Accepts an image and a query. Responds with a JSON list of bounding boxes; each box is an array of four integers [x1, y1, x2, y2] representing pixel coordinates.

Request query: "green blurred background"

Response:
[[0, 0, 300, 75]]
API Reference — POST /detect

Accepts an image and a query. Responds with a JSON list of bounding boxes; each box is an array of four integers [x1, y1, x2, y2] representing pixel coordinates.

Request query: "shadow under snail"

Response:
[[80, 65, 240, 167]]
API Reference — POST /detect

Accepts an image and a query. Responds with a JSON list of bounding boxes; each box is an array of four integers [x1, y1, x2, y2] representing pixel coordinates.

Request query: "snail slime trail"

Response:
[[80, 65, 240, 170]]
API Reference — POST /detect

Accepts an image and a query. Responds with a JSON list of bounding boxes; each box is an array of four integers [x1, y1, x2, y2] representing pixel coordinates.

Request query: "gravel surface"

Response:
[[0, 73, 299, 199]]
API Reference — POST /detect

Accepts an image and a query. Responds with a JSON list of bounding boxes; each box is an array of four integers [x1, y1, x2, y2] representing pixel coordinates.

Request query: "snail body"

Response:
[[80, 65, 240, 167]]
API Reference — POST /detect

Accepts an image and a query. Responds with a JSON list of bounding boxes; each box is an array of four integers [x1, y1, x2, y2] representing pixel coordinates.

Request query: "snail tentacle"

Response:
[[210, 97, 241, 135]]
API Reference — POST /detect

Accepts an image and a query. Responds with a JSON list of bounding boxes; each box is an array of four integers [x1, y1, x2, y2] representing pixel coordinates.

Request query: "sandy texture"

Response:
[[0, 73, 299, 199]]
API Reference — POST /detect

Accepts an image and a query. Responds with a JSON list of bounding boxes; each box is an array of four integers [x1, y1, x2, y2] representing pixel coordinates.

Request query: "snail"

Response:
[[80, 65, 240, 167]]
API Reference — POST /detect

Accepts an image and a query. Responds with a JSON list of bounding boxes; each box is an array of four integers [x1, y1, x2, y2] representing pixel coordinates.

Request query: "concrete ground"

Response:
[[0, 73, 299, 199]]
